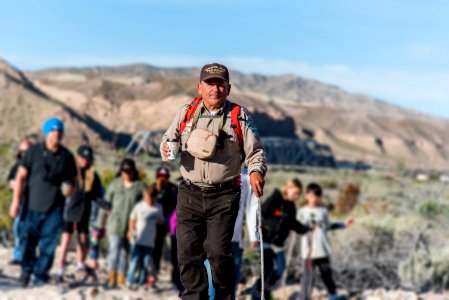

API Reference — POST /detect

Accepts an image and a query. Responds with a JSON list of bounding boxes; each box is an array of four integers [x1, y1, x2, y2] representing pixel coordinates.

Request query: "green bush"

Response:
[[100, 169, 118, 187], [0, 184, 13, 232], [0, 141, 14, 161], [419, 201, 443, 219]]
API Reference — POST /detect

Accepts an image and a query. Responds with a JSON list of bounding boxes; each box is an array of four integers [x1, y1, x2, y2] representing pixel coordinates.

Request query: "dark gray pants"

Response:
[[108, 235, 129, 274], [176, 181, 240, 300], [300, 257, 337, 300]]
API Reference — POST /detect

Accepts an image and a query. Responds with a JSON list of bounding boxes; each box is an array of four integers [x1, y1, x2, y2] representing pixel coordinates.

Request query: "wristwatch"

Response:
[[249, 167, 265, 176]]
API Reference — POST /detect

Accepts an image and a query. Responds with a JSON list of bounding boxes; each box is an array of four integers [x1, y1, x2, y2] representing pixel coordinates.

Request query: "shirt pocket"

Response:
[[225, 125, 238, 142], [180, 130, 190, 151], [222, 128, 240, 156]]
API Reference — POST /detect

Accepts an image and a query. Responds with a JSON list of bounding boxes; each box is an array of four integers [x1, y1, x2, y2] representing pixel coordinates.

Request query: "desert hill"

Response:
[[1, 58, 448, 169], [0, 59, 128, 149]]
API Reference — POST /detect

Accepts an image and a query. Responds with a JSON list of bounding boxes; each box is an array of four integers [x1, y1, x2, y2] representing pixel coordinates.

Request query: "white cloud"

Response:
[[406, 43, 449, 62], [221, 56, 449, 109]]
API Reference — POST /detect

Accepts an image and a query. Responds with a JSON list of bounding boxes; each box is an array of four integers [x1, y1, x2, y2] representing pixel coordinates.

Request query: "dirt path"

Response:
[[1, 247, 447, 299], [0, 247, 180, 299]]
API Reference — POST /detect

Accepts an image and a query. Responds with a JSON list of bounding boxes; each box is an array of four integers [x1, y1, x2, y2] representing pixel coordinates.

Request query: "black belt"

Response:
[[183, 177, 240, 193]]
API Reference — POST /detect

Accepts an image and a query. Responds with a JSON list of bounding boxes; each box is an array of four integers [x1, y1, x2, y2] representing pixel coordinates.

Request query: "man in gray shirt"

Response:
[[161, 63, 267, 299]]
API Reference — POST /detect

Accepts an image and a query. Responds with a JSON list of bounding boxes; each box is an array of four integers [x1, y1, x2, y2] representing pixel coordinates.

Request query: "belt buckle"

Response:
[[201, 186, 214, 193]]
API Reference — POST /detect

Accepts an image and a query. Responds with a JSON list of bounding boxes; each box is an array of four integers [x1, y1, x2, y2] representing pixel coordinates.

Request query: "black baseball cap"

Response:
[[200, 63, 229, 82], [120, 158, 137, 174], [77, 145, 94, 160]]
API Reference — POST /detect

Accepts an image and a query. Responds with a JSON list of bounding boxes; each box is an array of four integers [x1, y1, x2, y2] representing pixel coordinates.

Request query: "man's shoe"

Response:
[[75, 266, 88, 281], [32, 279, 47, 287], [144, 275, 159, 292], [18, 273, 31, 288], [9, 259, 21, 265], [84, 265, 98, 282], [117, 273, 126, 288], [55, 274, 65, 285], [32, 275, 50, 287], [146, 275, 156, 288], [106, 271, 117, 289]]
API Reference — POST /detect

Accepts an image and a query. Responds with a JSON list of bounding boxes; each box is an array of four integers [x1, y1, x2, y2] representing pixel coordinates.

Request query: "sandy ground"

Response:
[[0, 247, 180, 300], [1, 247, 448, 300]]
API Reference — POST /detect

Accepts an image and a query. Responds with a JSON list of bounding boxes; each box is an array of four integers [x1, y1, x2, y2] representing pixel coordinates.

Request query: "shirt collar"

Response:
[[202, 100, 228, 116]]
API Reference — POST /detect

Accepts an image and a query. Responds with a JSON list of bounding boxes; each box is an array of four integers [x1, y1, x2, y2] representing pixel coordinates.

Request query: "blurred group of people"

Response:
[[192, 176, 354, 300], [254, 179, 354, 300], [6, 118, 182, 292], [5, 117, 354, 300]]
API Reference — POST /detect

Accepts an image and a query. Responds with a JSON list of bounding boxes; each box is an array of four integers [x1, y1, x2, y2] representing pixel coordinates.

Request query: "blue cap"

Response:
[[42, 118, 64, 137]]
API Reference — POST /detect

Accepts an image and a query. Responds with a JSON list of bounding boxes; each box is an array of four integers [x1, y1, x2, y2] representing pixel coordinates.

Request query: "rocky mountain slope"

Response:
[[0, 59, 126, 149], [1, 58, 448, 169]]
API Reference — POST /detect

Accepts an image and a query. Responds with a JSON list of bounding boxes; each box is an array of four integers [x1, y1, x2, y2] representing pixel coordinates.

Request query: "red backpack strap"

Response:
[[180, 97, 202, 134], [230, 103, 243, 148]]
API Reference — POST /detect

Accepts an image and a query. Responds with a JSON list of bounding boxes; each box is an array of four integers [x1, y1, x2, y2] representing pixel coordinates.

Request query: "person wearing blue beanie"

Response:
[[42, 118, 64, 137], [10, 117, 77, 287]]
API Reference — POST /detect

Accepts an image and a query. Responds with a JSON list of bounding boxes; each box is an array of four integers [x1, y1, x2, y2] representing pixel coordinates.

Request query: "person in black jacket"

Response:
[[151, 167, 179, 285], [252, 178, 310, 300], [55, 145, 103, 284], [7, 138, 32, 265]]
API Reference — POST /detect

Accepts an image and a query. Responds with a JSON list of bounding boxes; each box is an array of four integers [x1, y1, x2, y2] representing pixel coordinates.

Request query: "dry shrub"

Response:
[[431, 258, 449, 291], [335, 182, 360, 215], [382, 174, 401, 186], [398, 230, 449, 292], [318, 179, 338, 190], [333, 225, 401, 290], [398, 249, 433, 292], [360, 197, 389, 215]]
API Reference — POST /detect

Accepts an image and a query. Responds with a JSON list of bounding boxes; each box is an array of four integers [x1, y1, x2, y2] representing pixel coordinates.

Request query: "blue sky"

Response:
[[1, 0, 448, 118]]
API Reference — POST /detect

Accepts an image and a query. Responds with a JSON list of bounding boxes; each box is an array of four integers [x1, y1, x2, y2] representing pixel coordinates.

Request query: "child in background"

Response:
[[97, 158, 146, 288], [56, 145, 103, 284], [297, 183, 354, 300], [252, 178, 311, 300], [126, 186, 163, 290]]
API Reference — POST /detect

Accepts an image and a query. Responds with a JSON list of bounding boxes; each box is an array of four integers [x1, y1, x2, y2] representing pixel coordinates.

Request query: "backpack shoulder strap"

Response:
[[180, 98, 244, 148], [229, 102, 243, 148], [180, 97, 202, 134]]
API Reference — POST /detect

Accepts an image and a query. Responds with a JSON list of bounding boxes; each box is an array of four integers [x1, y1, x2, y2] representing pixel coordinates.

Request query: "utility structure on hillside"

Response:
[[125, 130, 166, 156], [125, 130, 336, 167], [262, 137, 336, 167]]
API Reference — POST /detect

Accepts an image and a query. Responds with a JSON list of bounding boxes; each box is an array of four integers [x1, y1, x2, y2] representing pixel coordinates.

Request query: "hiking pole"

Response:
[[257, 196, 265, 300], [282, 233, 297, 286]]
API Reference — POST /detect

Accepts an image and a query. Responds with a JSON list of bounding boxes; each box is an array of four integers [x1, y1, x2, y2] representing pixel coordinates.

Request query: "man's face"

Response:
[[46, 130, 63, 147], [77, 156, 91, 169], [144, 191, 156, 205], [197, 78, 231, 109], [156, 176, 168, 186], [285, 187, 302, 202], [121, 171, 132, 181], [18, 140, 31, 158], [19, 140, 31, 152], [306, 192, 319, 206]]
